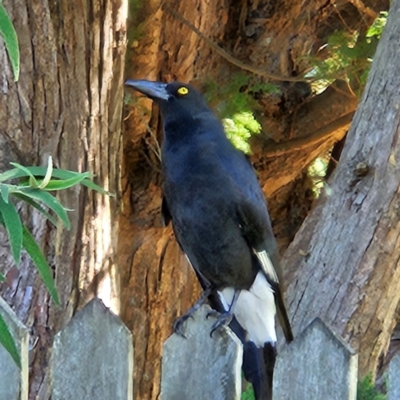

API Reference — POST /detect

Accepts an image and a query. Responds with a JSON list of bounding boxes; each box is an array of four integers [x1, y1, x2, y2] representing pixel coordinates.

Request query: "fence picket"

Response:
[[388, 350, 400, 400], [273, 317, 358, 400], [161, 305, 242, 400], [51, 298, 133, 400]]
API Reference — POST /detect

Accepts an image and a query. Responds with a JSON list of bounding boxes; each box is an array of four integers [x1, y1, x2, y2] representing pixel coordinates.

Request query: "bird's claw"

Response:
[[173, 314, 191, 338], [173, 310, 198, 337], [206, 309, 220, 319], [209, 312, 233, 337]]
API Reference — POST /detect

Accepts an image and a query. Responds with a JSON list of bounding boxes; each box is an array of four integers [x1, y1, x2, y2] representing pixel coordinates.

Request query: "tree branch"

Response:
[[164, 6, 311, 83], [264, 112, 354, 158]]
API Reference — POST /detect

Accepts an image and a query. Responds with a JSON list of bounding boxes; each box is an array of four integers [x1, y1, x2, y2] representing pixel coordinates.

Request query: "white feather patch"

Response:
[[255, 250, 279, 283], [218, 272, 277, 347]]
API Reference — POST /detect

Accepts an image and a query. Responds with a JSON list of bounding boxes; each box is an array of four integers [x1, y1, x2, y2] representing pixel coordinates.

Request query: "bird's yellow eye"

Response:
[[177, 87, 189, 95]]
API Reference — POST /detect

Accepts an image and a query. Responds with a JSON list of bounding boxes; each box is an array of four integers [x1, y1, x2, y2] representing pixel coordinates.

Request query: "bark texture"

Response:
[[284, 0, 400, 377], [0, 0, 127, 397]]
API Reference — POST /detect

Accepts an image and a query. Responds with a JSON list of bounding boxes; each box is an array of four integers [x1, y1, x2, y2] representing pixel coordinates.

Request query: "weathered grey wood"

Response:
[[274, 318, 358, 400], [283, 0, 400, 377], [0, 296, 29, 400], [388, 351, 400, 400], [51, 298, 133, 400], [161, 305, 242, 400]]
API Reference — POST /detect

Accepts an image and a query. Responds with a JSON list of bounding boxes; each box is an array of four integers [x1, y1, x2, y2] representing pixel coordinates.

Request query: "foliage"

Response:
[[204, 72, 279, 119], [223, 111, 261, 154], [366, 12, 388, 39], [308, 12, 387, 96], [0, 1, 19, 81], [357, 374, 386, 400], [0, 311, 20, 367], [308, 157, 329, 197], [0, 157, 111, 367], [204, 73, 278, 153], [241, 382, 255, 400], [127, 0, 146, 44]]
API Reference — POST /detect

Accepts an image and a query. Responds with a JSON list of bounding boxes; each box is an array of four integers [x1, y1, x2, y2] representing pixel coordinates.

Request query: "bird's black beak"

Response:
[[125, 79, 170, 101]]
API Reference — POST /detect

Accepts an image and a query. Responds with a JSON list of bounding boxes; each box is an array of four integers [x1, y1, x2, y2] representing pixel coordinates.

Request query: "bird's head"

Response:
[[125, 80, 212, 123]]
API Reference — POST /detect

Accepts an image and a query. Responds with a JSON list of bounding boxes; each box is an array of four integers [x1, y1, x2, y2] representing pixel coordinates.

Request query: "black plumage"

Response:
[[126, 79, 293, 399]]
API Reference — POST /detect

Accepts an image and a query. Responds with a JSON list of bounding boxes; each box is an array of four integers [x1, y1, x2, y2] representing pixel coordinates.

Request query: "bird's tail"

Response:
[[232, 318, 276, 400], [192, 270, 277, 399]]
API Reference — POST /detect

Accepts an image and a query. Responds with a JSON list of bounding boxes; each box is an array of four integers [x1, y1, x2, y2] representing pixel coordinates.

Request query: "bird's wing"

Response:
[[236, 193, 294, 343]]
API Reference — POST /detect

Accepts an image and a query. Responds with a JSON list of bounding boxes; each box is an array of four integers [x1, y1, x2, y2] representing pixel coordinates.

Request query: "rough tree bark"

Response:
[[122, 0, 388, 398], [0, 0, 127, 398], [284, 0, 400, 377]]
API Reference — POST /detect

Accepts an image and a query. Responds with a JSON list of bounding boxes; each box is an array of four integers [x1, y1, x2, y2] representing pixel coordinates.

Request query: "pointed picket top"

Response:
[[161, 305, 243, 400], [0, 296, 29, 400], [274, 317, 358, 400], [51, 298, 133, 400]]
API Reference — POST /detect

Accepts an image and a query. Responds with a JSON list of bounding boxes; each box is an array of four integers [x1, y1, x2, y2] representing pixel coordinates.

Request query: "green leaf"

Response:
[[9, 162, 38, 187], [357, 373, 386, 400], [0, 2, 19, 81], [22, 226, 60, 305], [0, 166, 113, 196], [13, 188, 70, 229], [80, 178, 114, 196], [0, 168, 36, 183], [241, 382, 255, 400], [12, 193, 59, 227], [0, 183, 9, 203], [0, 197, 22, 264], [0, 312, 21, 368], [0, 166, 51, 182], [0, 169, 21, 182], [0, 272, 5, 281], [38, 156, 53, 189], [40, 173, 91, 191]]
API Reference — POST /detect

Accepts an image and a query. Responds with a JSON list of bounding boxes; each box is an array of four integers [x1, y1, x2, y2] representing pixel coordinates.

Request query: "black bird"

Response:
[[126, 79, 293, 399]]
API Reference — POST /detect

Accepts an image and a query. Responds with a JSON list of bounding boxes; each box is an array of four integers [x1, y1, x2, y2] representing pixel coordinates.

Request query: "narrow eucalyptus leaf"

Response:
[[0, 184, 9, 203], [12, 193, 59, 227], [0, 197, 22, 264], [0, 313, 21, 368], [14, 188, 70, 230], [41, 173, 90, 191], [38, 156, 53, 189], [22, 226, 60, 305], [9, 163, 38, 186], [0, 3, 19, 81]]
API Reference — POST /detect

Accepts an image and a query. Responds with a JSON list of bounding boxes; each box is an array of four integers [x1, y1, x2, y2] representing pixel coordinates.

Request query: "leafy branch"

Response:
[[0, 0, 19, 81], [307, 12, 388, 96], [0, 157, 111, 367]]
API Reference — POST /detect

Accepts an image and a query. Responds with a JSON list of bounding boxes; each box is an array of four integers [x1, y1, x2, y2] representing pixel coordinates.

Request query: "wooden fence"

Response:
[[1, 298, 399, 399]]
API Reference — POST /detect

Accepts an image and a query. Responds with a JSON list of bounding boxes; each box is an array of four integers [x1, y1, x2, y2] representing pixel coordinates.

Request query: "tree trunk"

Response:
[[283, 0, 400, 377], [0, 0, 127, 397]]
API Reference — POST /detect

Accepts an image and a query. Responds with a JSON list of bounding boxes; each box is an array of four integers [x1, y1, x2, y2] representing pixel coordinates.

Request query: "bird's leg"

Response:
[[209, 290, 240, 336], [173, 286, 213, 337]]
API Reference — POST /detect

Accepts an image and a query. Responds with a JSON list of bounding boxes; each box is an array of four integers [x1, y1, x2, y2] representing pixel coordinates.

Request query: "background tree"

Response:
[[123, 0, 392, 398], [284, 0, 400, 378], [0, 0, 127, 397]]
